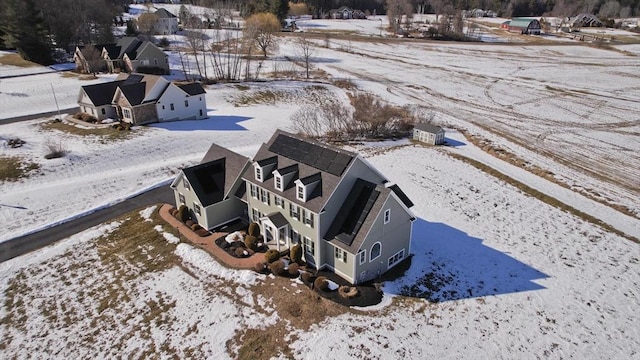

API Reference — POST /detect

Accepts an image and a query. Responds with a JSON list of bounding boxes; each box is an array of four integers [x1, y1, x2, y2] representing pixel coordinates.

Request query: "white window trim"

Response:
[[384, 209, 391, 224], [303, 236, 315, 256], [358, 250, 366, 265], [194, 202, 201, 216], [387, 249, 405, 269], [255, 166, 263, 182], [274, 174, 283, 191], [335, 247, 347, 263], [296, 184, 306, 201], [250, 184, 257, 199], [370, 242, 382, 262]]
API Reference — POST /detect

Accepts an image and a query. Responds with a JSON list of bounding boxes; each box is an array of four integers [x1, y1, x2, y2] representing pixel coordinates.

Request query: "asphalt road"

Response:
[[0, 107, 78, 125], [0, 185, 175, 263]]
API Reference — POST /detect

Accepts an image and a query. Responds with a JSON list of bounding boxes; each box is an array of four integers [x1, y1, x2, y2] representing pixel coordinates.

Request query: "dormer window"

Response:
[[274, 174, 283, 191], [296, 184, 305, 201], [255, 166, 263, 182]]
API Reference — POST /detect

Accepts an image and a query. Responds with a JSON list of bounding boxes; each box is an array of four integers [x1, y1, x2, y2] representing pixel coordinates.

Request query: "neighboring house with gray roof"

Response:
[[73, 37, 168, 74], [413, 123, 445, 145], [171, 130, 415, 284], [153, 8, 179, 35], [77, 73, 207, 124]]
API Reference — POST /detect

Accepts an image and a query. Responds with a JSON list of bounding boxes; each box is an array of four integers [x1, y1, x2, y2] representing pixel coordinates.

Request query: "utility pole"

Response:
[[50, 83, 61, 120]]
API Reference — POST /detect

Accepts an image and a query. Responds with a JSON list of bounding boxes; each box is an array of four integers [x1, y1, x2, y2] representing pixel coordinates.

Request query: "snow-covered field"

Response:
[[1, 14, 639, 359]]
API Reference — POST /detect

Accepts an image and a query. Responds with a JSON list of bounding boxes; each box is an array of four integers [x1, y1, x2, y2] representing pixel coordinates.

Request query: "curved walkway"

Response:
[[159, 204, 263, 269]]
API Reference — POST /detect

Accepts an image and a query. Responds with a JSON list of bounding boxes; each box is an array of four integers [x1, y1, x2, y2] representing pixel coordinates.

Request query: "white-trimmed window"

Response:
[[252, 208, 261, 223], [290, 229, 299, 244], [302, 209, 314, 228], [184, 99, 189, 107], [290, 203, 300, 221], [255, 167, 263, 182], [274, 195, 284, 209], [274, 174, 283, 191], [122, 108, 131, 118], [358, 250, 366, 265], [178, 193, 185, 204], [384, 209, 391, 224], [335, 247, 347, 263], [370, 242, 381, 262], [387, 249, 405, 268], [183, 178, 191, 190], [261, 188, 270, 205], [296, 184, 305, 201], [194, 202, 201, 216], [303, 236, 315, 256], [250, 184, 257, 199]]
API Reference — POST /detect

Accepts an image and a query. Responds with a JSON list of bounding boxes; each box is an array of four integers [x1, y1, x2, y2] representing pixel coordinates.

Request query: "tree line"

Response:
[[0, 0, 126, 64]]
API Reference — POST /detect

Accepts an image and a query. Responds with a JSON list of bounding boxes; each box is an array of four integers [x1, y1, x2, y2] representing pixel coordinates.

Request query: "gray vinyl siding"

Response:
[[173, 174, 245, 230], [353, 194, 412, 284], [246, 181, 319, 259]]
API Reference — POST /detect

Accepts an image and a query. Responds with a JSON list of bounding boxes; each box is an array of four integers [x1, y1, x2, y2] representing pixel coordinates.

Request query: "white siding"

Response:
[[155, 84, 206, 121]]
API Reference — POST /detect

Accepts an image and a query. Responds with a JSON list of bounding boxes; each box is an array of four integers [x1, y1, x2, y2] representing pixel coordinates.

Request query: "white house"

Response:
[[77, 73, 207, 124], [153, 8, 179, 35], [413, 123, 445, 145]]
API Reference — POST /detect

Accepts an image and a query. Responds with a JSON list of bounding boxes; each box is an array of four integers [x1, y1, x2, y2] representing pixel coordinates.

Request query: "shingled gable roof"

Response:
[[199, 143, 250, 200], [114, 73, 168, 105], [326, 182, 394, 254], [81, 80, 125, 106], [242, 130, 356, 213], [177, 83, 206, 96], [155, 8, 177, 18], [414, 123, 444, 134]]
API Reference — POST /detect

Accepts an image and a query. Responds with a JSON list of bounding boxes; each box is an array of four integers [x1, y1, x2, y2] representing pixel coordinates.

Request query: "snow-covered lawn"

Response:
[[0, 15, 639, 358]]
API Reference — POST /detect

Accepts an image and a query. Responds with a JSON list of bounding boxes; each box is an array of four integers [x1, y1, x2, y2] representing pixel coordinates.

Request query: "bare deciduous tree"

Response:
[[82, 44, 104, 75], [296, 33, 316, 79], [245, 12, 281, 58], [385, 0, 413, 34]]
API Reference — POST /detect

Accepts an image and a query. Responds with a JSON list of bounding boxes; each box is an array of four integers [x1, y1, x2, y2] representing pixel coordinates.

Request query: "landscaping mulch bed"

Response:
[[300, 269, 384, 308], [214, 235, 269, 259]]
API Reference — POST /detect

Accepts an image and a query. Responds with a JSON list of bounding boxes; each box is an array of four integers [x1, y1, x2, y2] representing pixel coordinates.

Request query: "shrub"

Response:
[[235, 247, 249, 257], [338, 286, 359, 299], [290, 244, 302, 264], [248, 222, 260, 237], [244, 235, 258, 251], [265, 249, 280, 263], [136, 66, 169, 75], [287, 263, 300, 277], [301, 271, 316, 284], [269, 260, 286, 276], [314, 276, 329, 291], [176, 205, 190, 223], [158, 37, 170, 48], [169, 208, 178, 216], [190, 223, 202, 231], [185, 219, 195, 227], [44, 139, 67, 159], [254, 261, 268, 274]]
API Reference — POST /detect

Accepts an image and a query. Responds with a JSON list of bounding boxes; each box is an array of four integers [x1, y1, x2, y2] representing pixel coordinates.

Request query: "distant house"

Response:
[[501, 20, 511, 30], [153, 8, 179, 34], [171, 130, 416, 284], [570, 14, 604, 28], [77, 73, 207, 124], [507, 18, 542, 35], [413, 123, 445, 145], [74, 37, 169, 75], [328, 6, 366, 19]]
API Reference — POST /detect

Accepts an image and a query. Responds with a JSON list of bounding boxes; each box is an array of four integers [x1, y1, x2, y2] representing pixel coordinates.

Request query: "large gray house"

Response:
[[171, 130, 415, 284]]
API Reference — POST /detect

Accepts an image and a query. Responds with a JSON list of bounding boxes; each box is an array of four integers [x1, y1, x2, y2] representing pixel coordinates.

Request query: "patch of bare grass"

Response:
[[0, 155, 40, 182], [0, 53, 39, 67], [448, 152, 639, 244], [60, 72, 98, 80], [40, 119, 138, 141]]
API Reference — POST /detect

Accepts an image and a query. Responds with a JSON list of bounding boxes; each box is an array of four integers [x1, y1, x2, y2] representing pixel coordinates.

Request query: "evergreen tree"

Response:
[[0, 0, 53, 65]]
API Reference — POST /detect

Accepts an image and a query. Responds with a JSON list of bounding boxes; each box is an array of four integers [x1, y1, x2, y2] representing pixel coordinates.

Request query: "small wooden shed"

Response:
[[413, 123, 445, 145]]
